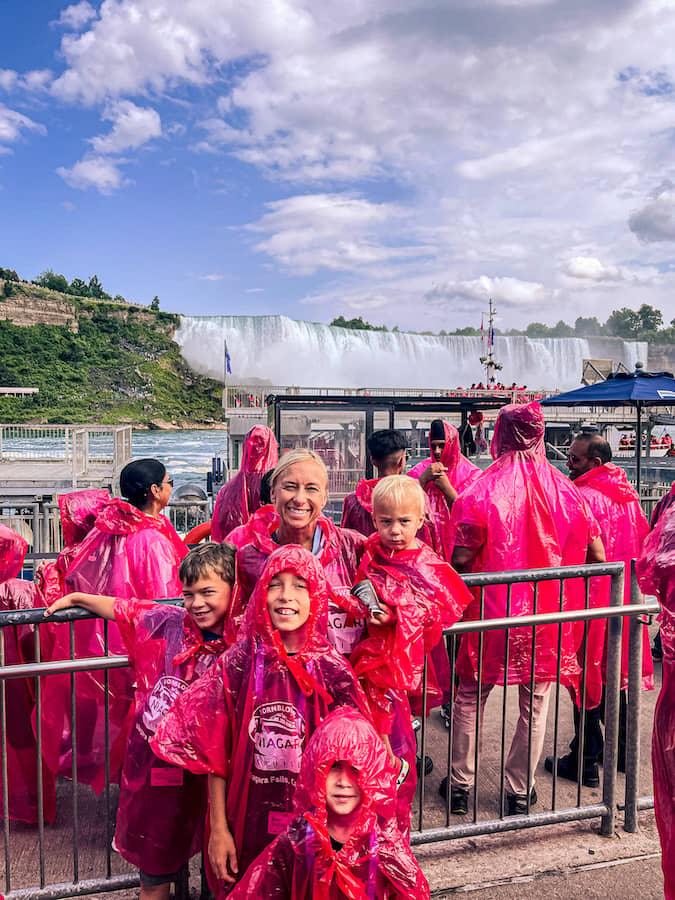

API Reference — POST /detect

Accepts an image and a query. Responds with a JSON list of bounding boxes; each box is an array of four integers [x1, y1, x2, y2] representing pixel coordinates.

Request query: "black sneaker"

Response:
[[416, 755, 434, 777], [438, 777, 469, 814], [505, 787, 537, 816], [545, 753, 599, 788]]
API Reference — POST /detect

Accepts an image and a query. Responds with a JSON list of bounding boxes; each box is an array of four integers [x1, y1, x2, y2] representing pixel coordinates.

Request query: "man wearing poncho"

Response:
[[447, 402, 604, 815]]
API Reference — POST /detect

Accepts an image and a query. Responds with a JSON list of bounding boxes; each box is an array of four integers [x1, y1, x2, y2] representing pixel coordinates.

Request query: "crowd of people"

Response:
[[1, 399, 673, 898]]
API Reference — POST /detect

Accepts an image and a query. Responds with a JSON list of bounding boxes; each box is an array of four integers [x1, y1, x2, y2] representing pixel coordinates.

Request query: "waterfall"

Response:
[[175, 315, 647, 391]]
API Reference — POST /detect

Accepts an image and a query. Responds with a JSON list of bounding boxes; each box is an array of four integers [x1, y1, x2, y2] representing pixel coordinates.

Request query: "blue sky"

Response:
[[2, 0, 675, 332]]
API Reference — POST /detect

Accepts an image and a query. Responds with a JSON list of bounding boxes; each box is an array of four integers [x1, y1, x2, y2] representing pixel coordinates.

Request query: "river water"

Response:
[[132, 429, 230, 490]]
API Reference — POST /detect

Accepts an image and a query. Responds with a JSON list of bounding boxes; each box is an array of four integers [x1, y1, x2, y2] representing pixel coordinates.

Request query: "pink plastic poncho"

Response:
[[573, 464, 652, 708], [236, 512, 366, 656], [637, 502, 675, 899], [407, 421, 481, 560], [351, 534, 473, 731], [40, 498, 188, 791], [229, 707, 430, 900], [0, 529, 56, 825], [112, 597, 228, 875], [225, 504, 277, 549], [0, 523, 28, 581], [449, 402, 600, 686], [211, 426, 279, 541], [341, 478, 440, 552], [38, 489, 111, 605], [651, 481, 675, 528], [151, 546, 369, 894]]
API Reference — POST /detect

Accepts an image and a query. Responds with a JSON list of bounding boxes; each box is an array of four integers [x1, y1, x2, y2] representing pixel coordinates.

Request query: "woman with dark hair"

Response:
[[40, 458, 188, 792]]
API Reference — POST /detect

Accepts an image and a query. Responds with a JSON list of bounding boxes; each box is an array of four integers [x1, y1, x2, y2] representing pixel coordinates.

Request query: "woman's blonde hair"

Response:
[[271, 449, 329, 491], [372, 474, 425, 518]]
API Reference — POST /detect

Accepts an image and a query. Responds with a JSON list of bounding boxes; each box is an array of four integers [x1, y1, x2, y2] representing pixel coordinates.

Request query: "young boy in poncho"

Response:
[[151, 545, 369, 897], [350, 475, 472, 832], [229, 707, 430, 899], [45, 542, 237, 900]]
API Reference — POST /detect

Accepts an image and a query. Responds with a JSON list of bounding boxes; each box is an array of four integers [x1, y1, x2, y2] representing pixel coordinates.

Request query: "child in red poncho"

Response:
[[350, 475, 473, 833], [45, 542, 236, 900], [151, 545, 369, 897], [229, 707, 430, 899]]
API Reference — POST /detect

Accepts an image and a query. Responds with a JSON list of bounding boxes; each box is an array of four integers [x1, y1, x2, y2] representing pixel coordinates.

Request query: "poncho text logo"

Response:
[[142, 676, 189, 734], [248, 702, 305, 773]]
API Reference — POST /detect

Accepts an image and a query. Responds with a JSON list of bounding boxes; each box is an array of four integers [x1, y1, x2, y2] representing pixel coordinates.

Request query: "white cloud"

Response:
[[247, 193, 434, 275], [629, 182, 675, 243], [56, 156, 125, 193], [90, 101, 161, 153], [563, 256, 624, 282], [198, 273, 225, 281], [56, 1, 97, 31], [0, 104, 45, 147], [0, 70, 18, 92]]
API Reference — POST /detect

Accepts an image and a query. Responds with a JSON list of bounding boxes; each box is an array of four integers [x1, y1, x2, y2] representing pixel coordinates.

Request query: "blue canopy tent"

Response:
[[541, 365, 675, 495]]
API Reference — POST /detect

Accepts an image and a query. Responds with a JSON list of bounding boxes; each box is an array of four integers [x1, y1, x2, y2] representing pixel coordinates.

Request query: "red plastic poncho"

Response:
[[573, 464, 652, 707], [341, 478, 440, 552], [351, 534, 473, 731], [39, 498, 188, 791], [449, 402, 600, 686], [407, 421, 481, 560], [0, 578, 56, 824], [236, 513, 366, 656], [651, 482, 675, 528], [112, 597, 228, 875], [211, 426, 279, 541], [637, 501, 675, 899], [0, 523, 28, 581], [229, 707, 429, 900], [151, 545, 369, 893]]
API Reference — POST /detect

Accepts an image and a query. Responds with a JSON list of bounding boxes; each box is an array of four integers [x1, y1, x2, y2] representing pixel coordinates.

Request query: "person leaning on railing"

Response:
[[442, 402, 605, 817]]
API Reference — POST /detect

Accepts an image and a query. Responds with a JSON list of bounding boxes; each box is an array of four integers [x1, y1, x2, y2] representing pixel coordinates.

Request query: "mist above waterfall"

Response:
[[175, 315, 646, 392]]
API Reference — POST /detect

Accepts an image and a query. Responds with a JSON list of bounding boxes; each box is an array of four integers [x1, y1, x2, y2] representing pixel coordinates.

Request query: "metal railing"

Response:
[[0, 562, 659, 898], [412, 561, 658, 846]]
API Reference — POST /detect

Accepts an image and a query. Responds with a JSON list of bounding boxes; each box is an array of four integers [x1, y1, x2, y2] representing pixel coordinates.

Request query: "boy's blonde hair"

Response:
[[179, 541, 236, 587], [372, 475, 425, 519], [271, 449, 329, 490]]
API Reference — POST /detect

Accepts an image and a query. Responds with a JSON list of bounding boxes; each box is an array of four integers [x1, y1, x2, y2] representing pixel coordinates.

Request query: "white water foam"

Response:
[[175, 315, 647, 391]]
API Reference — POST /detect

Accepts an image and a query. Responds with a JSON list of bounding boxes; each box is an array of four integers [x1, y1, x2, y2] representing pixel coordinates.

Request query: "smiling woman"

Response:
[[235, 449, 367, 656]]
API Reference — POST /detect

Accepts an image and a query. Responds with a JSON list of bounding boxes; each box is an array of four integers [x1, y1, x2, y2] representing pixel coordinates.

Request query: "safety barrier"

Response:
[[0, 562, 659, 898], [412, 561, 658, 846]]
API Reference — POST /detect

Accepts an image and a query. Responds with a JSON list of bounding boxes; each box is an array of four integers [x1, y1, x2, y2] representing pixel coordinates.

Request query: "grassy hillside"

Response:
[[0, 287, 223, 425]]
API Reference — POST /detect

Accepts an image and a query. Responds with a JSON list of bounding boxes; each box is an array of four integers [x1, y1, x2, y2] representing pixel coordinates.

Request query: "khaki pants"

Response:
[[451, 679, 552, 797]]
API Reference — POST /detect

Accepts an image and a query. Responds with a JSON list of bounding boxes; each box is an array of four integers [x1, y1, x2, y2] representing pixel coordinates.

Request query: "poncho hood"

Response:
[[93, 497, 174, 536], [574, 462, 639, 504], [0, 524, 28, 581], [211, 426, 278, 541], [58, 489, 110, 546], [354, 478, 380, 514], [293, 707, 396, 825], [491, 401, 545, 459]]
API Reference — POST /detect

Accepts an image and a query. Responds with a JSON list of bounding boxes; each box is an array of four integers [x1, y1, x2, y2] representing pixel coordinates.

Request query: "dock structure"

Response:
[[0, 424, 132, 497]]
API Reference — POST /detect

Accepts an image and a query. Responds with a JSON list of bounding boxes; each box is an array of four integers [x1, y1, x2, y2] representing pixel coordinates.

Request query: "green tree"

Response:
[[550, 319, 574, 337], [0, 267, 19, 282], [637, 303, 663, 333], [35, 269, 70, 293], [113, 294, 127, 304], [525, 322, 552, 337], [574, 316, 603, 336], [3, 281, 15, 298], [88, 275, 106, 299], [150, 295, 160, 311], [330, 315, 386, 331], [70, 278, 90, 297], [605, 307, 640, 338]]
